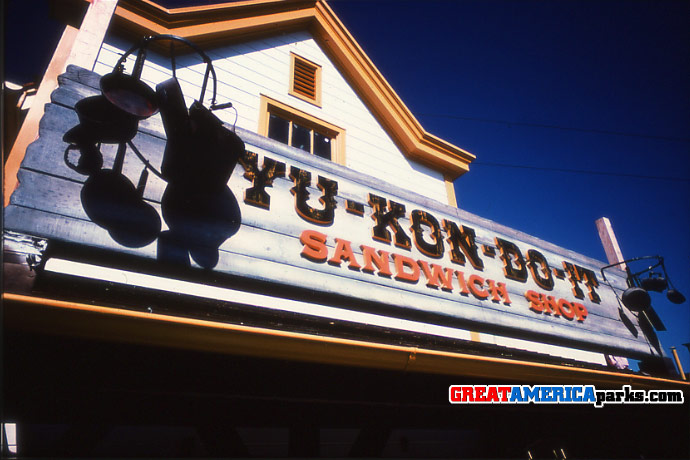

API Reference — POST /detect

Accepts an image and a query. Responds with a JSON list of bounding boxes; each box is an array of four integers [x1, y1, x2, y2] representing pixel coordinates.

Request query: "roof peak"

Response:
[[107, 0, 475, 177]]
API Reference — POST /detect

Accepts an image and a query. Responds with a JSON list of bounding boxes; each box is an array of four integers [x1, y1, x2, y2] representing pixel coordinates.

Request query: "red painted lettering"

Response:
[[300, 230, 328, 263], [487, 279, 512, 305], [542, 295, 560, 316], [526, 290, 543, 312], [573, 302, 588, 322], [558, 298, 575, 320], [328, 238, 362, 270], [393, 254, 420, 283], [455, 271, 470, 296], [360, 245, 392, 277], [468, 275, 489, 300], [418, 261, 454, 291]]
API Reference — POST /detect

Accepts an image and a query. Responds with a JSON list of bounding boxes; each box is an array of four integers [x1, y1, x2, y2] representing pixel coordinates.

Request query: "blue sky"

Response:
[[5, 0, 689, 371], [328, 0, 690, 369]]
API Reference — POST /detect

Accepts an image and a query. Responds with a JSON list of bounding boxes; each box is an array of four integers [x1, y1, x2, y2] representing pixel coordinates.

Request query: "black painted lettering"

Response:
[[239, 151, 285, 209], [411, 210, 444, 258], [495, 237, 528, 282], [442, 220, 484, 270], [368, 194, 411, 250], [527, 249, 554, 290], [563, 262, 601, 303], [290, 166, 338, 226]]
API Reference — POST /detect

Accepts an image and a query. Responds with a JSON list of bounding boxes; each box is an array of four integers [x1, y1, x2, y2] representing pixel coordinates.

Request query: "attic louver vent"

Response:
[[290, 54, 321, 105], [293, 59, 317, 98]]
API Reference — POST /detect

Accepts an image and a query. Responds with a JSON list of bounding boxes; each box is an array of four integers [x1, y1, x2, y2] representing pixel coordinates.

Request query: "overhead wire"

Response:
[[470, 162, 690, 183], [418, 112, 690, 143], [416, 112, 690, 182]]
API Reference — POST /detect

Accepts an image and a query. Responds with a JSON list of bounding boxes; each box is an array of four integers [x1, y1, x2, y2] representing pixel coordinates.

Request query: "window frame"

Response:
[[289, 52, 322, 107], [259, 95, 346, 165]]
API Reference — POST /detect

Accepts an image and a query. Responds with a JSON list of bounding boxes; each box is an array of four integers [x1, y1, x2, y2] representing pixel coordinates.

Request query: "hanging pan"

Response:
[[99, 38, 160, 119]]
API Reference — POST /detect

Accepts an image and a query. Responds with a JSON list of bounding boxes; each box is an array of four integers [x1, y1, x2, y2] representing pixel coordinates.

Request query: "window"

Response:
[[260, 95, 345, 164], [289, 53, 322, 106]]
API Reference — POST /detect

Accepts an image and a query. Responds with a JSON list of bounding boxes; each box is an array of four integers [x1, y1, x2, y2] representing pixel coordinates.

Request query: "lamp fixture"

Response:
[[667, 289, 687, 305], [640, 272, 668, 293], [601, 256, 686, 314], [620, 287, 651, 312]]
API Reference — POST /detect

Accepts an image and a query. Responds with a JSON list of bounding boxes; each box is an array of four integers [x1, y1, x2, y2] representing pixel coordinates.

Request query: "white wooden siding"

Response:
[[93, 31, 449, 204]]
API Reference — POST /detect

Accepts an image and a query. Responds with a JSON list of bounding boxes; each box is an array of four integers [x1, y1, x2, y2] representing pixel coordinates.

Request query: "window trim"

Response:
[[259, 95, 346, 165], [289, 52, 322, 107]]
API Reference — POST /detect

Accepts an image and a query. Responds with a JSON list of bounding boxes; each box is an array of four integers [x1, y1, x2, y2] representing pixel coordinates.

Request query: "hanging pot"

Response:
[[640, 273, 668, 292], [667, 289, 686, 304], [99, 37, 159, 119], [100, 72, 159, 119]]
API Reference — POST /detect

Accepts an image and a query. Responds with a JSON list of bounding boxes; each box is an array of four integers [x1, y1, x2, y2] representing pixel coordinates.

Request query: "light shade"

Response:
[[640, 274, 668, 293], [621, 287, 651, 311], [667, 289, 686, 305]]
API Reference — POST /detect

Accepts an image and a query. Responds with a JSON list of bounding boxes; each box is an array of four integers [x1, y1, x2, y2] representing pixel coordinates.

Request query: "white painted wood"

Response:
[[12, 167, 632, 328], [7, 202, 654, 358], [596, 217, 627, 270], [41, 257, 607, 364], [94, 32, 450, 204], [44, 257, 476, 343], [595, 216, 631, 368], [67, 0, 117, 71]]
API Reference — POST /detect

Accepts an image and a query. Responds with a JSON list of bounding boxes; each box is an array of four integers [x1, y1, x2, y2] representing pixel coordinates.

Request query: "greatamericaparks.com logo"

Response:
[[449, 385, 685, 408]]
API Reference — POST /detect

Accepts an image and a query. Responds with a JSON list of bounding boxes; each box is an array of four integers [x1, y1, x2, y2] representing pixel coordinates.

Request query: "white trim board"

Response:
[[43, 258, 607, 365]]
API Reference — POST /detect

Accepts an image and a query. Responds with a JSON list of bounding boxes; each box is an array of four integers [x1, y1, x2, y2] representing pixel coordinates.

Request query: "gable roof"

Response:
[[105, 0, 475, 179]]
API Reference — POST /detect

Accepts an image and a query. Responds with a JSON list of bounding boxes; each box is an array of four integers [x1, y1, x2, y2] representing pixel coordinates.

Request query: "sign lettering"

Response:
[[240, 151, 602, 324]]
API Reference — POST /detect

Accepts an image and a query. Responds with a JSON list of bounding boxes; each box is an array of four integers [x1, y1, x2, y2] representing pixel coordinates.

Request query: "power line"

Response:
[[472, 161, 690, 182], [419, 113, 690, 143]]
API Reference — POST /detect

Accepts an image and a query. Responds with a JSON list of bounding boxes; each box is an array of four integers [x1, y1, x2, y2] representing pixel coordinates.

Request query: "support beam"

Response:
[[67, 0, 118, 70], [595, 217, 630, 369], [595, 217, 627, 271], [671, 347, 687, 381], [444, 175, 457, 207], [3, 26, 78, 206], [3, 0, 117, 206]]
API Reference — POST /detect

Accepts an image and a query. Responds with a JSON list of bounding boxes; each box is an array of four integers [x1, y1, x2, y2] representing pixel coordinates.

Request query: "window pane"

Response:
[[313, 131, 332, 160], [268, 113, 289, 144], [291, 123, 311, 153]]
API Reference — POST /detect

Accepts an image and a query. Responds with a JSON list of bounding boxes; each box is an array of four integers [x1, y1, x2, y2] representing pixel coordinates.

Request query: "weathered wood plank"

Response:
[[18, 121, 632, 301], [5, 202, 654, 358], [21, 82, 634, 297], [8, 168, 639, 337]]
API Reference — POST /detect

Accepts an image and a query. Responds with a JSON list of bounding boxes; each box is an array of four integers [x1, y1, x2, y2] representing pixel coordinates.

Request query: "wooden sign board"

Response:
[[5, 66, 661, 359]]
